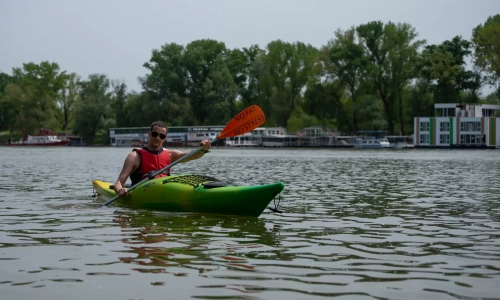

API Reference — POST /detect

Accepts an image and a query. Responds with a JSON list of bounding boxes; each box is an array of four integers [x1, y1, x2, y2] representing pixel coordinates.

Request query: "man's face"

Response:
[[149, 125, 167, 147]]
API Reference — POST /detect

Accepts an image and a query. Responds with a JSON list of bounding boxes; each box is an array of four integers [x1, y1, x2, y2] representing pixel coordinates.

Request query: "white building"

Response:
[[108, 125, 225, 147], [414, 103, 500, 148], [108, 125, 289, 147], [224, 127, 288, 147]]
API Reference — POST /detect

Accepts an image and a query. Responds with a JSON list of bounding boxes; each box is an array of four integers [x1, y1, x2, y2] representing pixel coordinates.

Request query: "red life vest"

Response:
[[133, 147, 171, 182]]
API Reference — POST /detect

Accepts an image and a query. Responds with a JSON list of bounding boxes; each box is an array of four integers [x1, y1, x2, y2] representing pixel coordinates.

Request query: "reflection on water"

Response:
[[0, 147, 499, 299]]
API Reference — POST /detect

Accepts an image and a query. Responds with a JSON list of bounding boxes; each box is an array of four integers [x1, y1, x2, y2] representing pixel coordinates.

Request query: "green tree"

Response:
[[385, 22, 425, 135], [421, 36, 481, 104], [142, 40, 238, 126], [11, 61, 68, 130], [303, 80, 347, 132], [0, 71, 11, 93], [420, 45, 460, 103], [239, 45, 266, 110], [407, 78, 434, 119], [112, 80, 128, 127], [249, 50, 274, 124], [0, 72, 15, 131], [356, 21, 425, 135], [322, 27, 367, 133], [357, 94, 387, 131], [184, 39, 236, 125], [58, 72, 80, 130], [0, 84, 22, 132], [263, 40, 318, 128], [225, 48, 247, 116], [122, 91, 153, 127], [472, 14, 500, 97], [356, 21, 395, 133], [73, 74, 113, 144], [142, 43, 193, 126]]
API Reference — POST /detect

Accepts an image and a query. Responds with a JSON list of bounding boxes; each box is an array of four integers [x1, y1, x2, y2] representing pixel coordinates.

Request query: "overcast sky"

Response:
[[1, 0, 499, 93]]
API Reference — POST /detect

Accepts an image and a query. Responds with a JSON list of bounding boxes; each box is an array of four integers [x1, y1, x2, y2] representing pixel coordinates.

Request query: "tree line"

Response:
[[1, 16, 499, 144]]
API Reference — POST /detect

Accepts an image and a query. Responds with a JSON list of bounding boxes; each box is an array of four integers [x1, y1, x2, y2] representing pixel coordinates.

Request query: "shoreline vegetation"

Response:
[[1, 16, 499, 146]]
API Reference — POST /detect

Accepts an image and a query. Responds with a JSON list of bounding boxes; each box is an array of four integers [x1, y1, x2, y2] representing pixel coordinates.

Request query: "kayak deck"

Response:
[[92, 174, 284, 217]]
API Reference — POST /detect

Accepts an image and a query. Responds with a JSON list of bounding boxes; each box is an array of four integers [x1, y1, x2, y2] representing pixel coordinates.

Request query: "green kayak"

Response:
[[92, 174, 285, 217]]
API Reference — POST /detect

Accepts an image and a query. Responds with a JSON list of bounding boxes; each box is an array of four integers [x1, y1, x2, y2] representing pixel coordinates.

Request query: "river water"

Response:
[[0, 147, 499, 300]]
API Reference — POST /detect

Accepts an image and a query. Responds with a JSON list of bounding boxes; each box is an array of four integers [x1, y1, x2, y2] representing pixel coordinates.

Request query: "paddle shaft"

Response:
[[98, 137, 219, 208]]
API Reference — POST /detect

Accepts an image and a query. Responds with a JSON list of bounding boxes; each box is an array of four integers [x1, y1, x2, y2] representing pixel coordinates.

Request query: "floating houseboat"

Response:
[[414, 103, 500, 148]]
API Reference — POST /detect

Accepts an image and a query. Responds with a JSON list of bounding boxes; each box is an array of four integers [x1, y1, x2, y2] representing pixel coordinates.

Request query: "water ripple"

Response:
[[0, 147, 499, 299]]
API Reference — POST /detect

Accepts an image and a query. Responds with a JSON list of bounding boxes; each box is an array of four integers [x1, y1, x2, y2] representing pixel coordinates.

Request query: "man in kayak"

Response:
[[113, 121, 211, 197]]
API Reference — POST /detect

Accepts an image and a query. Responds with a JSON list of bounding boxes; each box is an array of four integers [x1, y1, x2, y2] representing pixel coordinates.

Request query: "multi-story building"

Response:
[[414, 103, 500, 148]]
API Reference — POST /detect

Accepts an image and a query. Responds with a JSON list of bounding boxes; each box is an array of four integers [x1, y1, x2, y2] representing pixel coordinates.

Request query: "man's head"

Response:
[[150, 121, 167, 133], [148, 121, 168, 149]]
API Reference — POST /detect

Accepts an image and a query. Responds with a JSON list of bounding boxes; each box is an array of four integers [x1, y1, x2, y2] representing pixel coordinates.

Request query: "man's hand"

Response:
[[114, 183, 129, 198], [199, 139, 211, 152]]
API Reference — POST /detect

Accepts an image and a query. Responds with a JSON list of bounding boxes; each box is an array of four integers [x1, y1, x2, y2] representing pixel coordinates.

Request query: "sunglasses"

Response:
[[151, 131, 166, 139]]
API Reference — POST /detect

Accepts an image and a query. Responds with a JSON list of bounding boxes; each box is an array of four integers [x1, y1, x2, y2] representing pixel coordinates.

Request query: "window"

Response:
[[420, 134, 430, 144], [440, 122, 450, 132], [460, 122, 481, 132], [420, 122, 430, 132], [440, 134, 449, 144], [483, 109, 494, 117], [460, 134, 486, 145], [436, 108, 456, 117]]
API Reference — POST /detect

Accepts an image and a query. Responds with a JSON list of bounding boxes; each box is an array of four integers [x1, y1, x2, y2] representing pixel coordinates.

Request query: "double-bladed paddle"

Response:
[[98, 104, 266, 208]]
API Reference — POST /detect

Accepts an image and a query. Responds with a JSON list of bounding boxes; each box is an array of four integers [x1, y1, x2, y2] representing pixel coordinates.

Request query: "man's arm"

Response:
[[114, 151, 140, 197], [169, 139, 211, 163], [169, 149, 206, 163]]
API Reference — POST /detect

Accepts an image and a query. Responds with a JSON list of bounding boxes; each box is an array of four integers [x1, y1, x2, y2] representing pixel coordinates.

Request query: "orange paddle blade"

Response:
[[218, 105, 266, 139]]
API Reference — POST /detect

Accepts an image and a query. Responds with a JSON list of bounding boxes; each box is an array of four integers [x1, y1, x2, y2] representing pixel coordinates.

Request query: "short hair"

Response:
[[150, 121, 168, 132]]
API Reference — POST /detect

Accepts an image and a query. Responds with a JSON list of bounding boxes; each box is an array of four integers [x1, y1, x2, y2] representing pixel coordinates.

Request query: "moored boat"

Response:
[[354, 137, 391, 148], [3, 128, 70, 146], [92, 174, 285, 217]]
